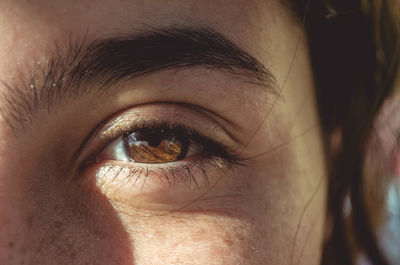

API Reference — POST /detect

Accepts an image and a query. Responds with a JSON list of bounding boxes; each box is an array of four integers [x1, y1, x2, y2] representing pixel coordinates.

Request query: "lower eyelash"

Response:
[[97, 155, 239, 191]]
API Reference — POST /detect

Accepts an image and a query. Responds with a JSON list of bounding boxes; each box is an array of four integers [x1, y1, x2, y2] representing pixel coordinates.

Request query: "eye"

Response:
[[90, 120, 244, 190], [99, 126, 201, 164], [79, 106, 245, 210]]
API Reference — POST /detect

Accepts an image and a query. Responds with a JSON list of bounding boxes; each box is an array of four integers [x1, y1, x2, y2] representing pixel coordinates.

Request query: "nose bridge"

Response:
[[0, 121, 30, 264], [0, 121, 23, 199]]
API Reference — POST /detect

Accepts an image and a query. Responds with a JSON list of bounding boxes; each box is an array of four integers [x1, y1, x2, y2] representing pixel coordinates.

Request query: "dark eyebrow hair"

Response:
[[0, 26, 276, 130]]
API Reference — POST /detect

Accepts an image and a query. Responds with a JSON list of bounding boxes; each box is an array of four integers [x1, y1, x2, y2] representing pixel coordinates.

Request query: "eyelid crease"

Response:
[[97, 102, 244, 145]]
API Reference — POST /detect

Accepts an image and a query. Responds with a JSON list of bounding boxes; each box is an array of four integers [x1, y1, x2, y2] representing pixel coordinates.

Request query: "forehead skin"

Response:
[[0, 1, 326, 265]]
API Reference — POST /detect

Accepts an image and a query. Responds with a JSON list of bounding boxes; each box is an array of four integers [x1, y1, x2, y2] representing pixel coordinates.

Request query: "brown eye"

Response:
[[124, 128, 189, 163]]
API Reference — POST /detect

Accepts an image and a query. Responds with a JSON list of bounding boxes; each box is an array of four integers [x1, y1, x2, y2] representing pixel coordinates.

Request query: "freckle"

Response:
[[25, 215, 33, 230], [20, 247, 26, 254], [70, 250, 77, 259], [224, 237, 234, 247], [54, 220, 63, 229], [8, 241, 14, 248]]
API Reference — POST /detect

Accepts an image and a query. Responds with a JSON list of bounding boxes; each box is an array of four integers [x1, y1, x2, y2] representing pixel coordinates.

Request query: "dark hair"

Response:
[[288, 0, 400, 264]]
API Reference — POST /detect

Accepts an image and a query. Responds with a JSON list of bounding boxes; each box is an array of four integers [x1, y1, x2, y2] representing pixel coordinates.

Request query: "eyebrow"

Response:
[[0, 26, 275, 130]]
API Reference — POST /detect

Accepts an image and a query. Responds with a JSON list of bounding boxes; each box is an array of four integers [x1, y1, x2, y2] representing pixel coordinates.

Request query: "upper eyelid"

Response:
[[96, 103, 240, 145], [98, 102, 243, 143]]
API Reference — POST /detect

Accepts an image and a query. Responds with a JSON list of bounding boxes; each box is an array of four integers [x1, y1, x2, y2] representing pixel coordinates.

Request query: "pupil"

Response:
[[147, 129, 166, 147], [148, 135, 162, 147], [133, 129, 164, 147]]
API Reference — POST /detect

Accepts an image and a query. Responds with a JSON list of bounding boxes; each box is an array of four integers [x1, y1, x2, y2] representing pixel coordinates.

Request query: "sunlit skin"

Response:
[[0, 1, 327, 264]]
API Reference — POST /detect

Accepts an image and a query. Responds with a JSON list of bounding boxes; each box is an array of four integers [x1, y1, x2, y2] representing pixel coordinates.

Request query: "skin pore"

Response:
[[0, 0, 327, 264]]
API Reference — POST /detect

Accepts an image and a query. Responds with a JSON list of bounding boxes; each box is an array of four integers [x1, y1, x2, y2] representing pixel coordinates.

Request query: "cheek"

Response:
[[0, 168, 134, 265], [119, 214, 255, 265]]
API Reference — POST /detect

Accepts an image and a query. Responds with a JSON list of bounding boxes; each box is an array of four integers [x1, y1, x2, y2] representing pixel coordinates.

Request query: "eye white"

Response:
[[103, 136, 130, 162]]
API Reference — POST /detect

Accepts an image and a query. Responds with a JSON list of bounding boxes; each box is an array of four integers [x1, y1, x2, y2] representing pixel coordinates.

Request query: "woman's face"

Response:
[[0, 1, 327, 264]]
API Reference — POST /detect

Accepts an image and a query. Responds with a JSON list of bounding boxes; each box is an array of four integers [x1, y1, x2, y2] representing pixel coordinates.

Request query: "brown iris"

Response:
[[124, 128, 188, 163]]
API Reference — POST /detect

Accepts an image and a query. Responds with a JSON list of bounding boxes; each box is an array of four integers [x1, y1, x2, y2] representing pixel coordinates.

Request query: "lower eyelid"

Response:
[[97, 161, 210, 191], [92, 158, 232, 209]]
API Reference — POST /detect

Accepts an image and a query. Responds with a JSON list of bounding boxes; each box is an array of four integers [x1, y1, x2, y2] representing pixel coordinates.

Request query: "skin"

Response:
[[0, 0, 327, 264]]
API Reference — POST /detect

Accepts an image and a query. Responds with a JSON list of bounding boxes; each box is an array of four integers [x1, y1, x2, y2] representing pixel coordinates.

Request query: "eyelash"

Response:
[[90, 120, 245, 190]]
